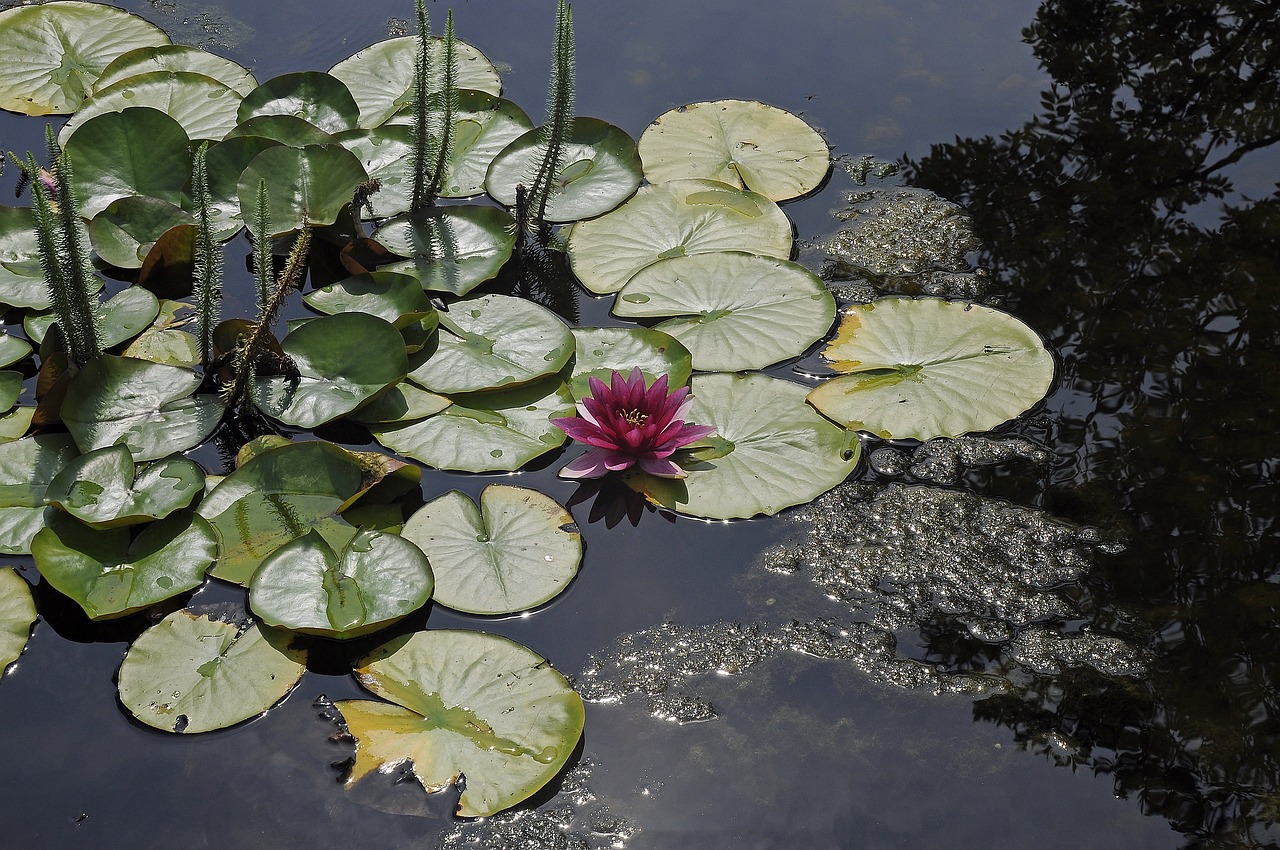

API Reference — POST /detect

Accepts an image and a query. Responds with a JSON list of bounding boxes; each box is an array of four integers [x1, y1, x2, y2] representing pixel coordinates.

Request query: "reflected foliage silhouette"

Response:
[[906, 1, 1280, 846]]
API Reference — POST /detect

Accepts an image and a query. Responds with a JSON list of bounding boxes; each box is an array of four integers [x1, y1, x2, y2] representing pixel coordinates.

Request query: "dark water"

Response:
[[2, 1, 1278, 848]]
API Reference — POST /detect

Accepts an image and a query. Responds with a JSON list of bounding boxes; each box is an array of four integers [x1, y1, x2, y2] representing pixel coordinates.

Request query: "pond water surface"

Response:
[[1, 1, 1277, 849]]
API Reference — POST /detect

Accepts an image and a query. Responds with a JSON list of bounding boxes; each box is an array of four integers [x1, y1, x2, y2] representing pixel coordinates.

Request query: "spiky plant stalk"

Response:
[[252, 179, 272, 306], [192, 141, 223, 367], [525, 0, 575, 244], [27, 129, 101, 366], [222, 185, 310, 415], [408, 0, 434, 210], [426, 11, 459, 203]]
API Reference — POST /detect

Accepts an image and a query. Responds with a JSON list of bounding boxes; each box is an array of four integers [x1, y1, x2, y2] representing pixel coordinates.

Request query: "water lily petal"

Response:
[[559, 447, 636, 479], [638, 456, 686, 478]]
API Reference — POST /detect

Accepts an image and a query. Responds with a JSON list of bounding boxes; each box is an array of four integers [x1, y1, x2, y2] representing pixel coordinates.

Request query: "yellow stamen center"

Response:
[[620, 408, 648, 427]]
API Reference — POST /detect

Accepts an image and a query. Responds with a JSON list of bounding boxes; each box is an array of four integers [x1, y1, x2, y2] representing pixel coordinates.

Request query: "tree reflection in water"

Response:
[[903, 1, 1280, 846]]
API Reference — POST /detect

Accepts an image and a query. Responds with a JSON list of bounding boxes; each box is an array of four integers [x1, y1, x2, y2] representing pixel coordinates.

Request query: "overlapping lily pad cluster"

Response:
[[0, 0, 1056, 819]]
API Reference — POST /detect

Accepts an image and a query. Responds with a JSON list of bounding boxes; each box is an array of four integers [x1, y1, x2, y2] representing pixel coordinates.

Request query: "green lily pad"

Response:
[[122, 299, 201, 367], [117, 609, 307, 733], [0, 372, 19, 413], [196, 440, 417, 586], [32, 510, 215, 620], [303, 271, 433, 322], [251, 312, 408, 429], [237, 143, 368, 236], [565, 178, 793, 294], [613, 251, 836, 371], [0, 206, 48, 309], [348, 382, 451, 425], [373, 378, 574, 473], [0, 1, 169, 116], [58, 71, 241, 147], [29, 286, 156, 350], [485, 118, 642, 222], [238, 71, 360, 135], [199, 135, 281, 238], [250, 527, 433, 640], [337, 629, 584, 817], [0, 434, 78, 554], [328, 36, 502, 128], [225, 115, 335, 146], [88, 196, 194, 269], [372, 205, 516, 296], [0, 567, 37, 673], [0, 407, 35, 445], [638, 99, 830, 201], [806, 297, 1056, 440], [566, 327, 692, 402], [402, 485, 581, 615], [44, 444, 204, 528], [407, 293, 573, 394], [384, 91, 535, 200], [94, 44, 258, 97], [62, 107, 192, 220], [0, 332, 31, 370], [623, 372, 861, 519], [60, 356, 222, 461]]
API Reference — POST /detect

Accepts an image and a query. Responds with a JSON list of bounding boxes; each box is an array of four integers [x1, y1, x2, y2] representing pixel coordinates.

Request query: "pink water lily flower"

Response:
[[552, 368, 716, 479]]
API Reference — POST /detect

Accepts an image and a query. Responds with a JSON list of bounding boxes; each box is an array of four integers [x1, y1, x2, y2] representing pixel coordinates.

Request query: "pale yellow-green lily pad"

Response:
[[0, 567, 37, 675], [337, 629, 584, 817], [0, 1, 170, 116], [565, 178, 792, 295], [806, 297, 1056, 440], [638, 99, 830, 201]]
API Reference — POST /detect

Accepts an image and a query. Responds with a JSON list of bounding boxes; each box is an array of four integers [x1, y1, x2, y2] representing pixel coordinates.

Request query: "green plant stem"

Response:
[[192, 141, 223, 367]]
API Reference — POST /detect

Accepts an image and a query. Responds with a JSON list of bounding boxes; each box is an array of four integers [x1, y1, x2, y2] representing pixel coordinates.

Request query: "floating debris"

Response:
[[821, 186, 980, 277]]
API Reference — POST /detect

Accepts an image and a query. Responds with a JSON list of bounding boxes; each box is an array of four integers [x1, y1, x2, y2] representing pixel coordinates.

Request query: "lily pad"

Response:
[[62, 107, 192, 220], [249, 527, 433, 640], [407, 293, 573, 394], [122, 299, 201, 367], [0, 567, 37, 673], [0, 332, 31, 370], [196, 440, 417, 586], [385, 91, 535, 200], [251, 312, 408, 429], [0, 372, 20, 413], [88, 196, 194, 269], [58, 70, 241, 147], [372, 205, 516, 296], [328, 36, 502, 128], [0, 407, 36, 445], [0, 206, 48, 309], [237, 143, 368, 236], [94, 44, 258, 97], [806, 297, 1056, 440], [32, 510, 216, 620], [31, 286, 160, 352], [238, 71, 360, 135], [200, 135, 282, 238], [225, 115, 335, 146], [402, 486, 581, 615], [44, 444, 203, 528], [485, 117, 642, 222], [373, 378, 574, 473], [117, 609, 307, 733], [0, 1, 170, 116], [337, 629, 584, 817], [638, 100, 830, 201], [613, 251, 836, 371], [303, 271, 434, 323], [0, 434, 80, 554], [623, 372, 861, 519], [566, 327, 692, 402], [349, 381, 451, 425], [565, 178, 793, 294], [60, 355, 222, 461]]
